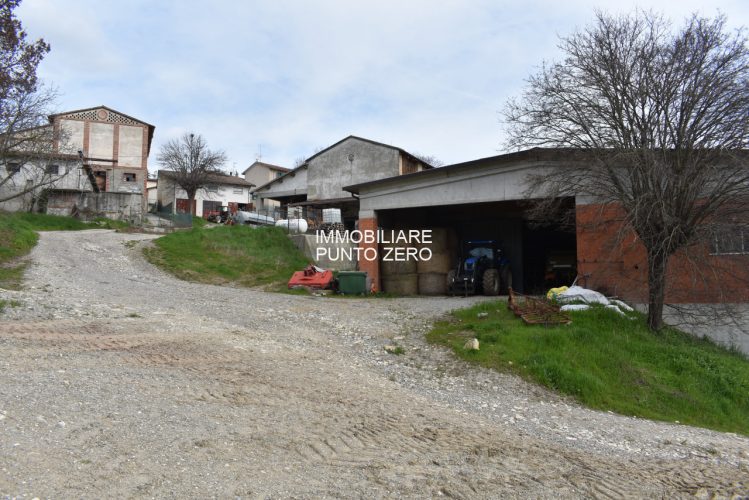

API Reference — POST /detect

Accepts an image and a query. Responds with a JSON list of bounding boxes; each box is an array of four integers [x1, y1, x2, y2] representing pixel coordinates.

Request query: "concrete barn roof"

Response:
[[343, 148, 600, 194], [344, 147, 749, 195]]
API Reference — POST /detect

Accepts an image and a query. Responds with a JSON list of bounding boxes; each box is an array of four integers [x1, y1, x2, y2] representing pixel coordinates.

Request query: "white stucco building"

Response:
[[156, 170, 255, 217]]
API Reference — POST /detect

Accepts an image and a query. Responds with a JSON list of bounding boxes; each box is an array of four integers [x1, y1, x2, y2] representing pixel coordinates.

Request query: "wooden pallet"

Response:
[[508, 288, 571, 325]]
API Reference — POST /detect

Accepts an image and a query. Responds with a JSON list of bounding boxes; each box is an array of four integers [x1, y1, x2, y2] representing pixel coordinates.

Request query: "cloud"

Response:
[[16, 0, 749, 170]]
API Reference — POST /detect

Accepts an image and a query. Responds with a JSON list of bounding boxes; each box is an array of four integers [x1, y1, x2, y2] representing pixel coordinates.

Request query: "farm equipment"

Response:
[[447, 240, 512, 296], [544, 250, 577, 287], [288, 265, 335, 291], [206, 206, 230, 223]]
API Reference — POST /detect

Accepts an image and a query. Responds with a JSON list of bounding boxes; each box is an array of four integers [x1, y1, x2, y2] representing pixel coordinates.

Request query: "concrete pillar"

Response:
[[358, 214, 379, 292]]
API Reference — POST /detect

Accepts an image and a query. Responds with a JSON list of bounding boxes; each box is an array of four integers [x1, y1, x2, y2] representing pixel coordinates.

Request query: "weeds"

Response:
[[428, 300, 749, 435]]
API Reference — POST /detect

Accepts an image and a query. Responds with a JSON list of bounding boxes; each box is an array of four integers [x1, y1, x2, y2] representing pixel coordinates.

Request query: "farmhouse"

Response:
[[1, 105, 154, 219], [345, 148, 749, 305], [156, 170, 255, 217], [252, 135, 432, 228]]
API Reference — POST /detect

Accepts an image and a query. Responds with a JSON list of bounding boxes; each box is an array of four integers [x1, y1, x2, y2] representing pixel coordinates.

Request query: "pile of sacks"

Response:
[[547, 286, 634, 316]]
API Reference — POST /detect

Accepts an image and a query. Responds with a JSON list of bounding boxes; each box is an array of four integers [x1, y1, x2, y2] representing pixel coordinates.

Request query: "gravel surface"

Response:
[[1, 229, 747, 498]]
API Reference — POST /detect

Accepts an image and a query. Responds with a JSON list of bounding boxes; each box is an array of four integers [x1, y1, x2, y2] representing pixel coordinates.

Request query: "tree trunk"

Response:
[[187, 191, 197, 216], [646, 249, 668, 331]]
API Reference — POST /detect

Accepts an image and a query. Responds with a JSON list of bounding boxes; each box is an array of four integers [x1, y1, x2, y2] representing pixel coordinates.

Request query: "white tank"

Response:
[[275, 218, 308, 234], [234, 211, 275, 225]]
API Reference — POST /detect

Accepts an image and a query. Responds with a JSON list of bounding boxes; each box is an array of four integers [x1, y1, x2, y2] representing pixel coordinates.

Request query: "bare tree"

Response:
[[293, 156, 307, 168], [157, 132, 227, 215], [0, 0, 66, 211], [413, 153, 444, 167], [504, 11, 749, 330]]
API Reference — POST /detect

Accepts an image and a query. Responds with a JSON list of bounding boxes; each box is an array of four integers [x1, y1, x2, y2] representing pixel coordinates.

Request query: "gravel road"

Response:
[[1, 229, 747, 498]]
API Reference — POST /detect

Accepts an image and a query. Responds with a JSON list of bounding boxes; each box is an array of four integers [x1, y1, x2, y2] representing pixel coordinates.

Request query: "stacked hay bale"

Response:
[[417, 227, 456, 295], [380, 240, 418, 295]]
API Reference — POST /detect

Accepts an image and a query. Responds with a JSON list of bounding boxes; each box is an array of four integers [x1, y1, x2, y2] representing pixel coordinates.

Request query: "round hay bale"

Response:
[[417, 227, 456, 273], [381, 257, 417, 275], [418, 272, 447, 295], [416, 252, 452, 274], [424, 227, 450, 247], [381, 273, 418, 295], [380, 241, 418, 275]]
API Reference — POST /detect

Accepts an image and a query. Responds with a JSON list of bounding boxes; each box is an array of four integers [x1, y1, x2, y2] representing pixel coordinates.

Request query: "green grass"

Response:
[[428, 301, 749, 435], [0, 212, 40, 289], [192, 216, 208, 228], [2, 212, 129, 232], [386, 345, 405, 355], [0, 298, 22, 313], [0, 212, 129, 288], [90, 217, 131, 230], [143, 225, 309, 288]]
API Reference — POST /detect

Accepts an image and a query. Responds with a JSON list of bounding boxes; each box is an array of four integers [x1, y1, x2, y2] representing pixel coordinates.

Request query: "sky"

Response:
[[16, 0, 749, 174]]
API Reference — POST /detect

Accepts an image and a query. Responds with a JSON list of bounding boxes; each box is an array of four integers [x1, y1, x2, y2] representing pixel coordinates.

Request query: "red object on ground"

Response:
[[288, 265, 334, 290]]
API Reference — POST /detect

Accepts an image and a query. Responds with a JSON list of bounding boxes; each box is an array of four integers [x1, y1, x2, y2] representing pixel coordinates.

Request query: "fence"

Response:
[[227, 206, 348, 236], [82, 205, 350, 234]]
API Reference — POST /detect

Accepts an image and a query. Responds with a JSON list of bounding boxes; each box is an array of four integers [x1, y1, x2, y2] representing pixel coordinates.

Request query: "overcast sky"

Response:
[[17, 0, 749, 173]]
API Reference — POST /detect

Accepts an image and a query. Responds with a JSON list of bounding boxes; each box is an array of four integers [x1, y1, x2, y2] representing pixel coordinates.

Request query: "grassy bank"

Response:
[[192, 216, 207, 228], [428, 301, 749, 435], [143, 225, 309, 288], [0, 214, 36, 289], [0, 212, 127, 289]]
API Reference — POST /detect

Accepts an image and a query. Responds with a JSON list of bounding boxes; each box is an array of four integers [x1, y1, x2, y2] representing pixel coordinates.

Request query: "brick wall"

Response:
[[576, 203, 749, 303], [358, 216, 379, 292]]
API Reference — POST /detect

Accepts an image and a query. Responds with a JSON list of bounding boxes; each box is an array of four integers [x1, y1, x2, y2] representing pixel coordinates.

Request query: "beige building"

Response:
[[243, 161, 290, 187], [0, 105, 154, 217], [52, 106, 154, 197], [242, 161, 290, 211], [146, 175, 158, 210]]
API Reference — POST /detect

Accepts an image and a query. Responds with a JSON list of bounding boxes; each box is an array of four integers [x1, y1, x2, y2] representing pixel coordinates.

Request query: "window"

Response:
[[233, 187, 243, 194], [6, 162, 20, 174], [46, 164, 59, 175], [275, 171, 284, 178], [123, 173, 136, 182], [94, 171, 107, 192], [711, 226, 748, 255], [206, 184, 218, 193]]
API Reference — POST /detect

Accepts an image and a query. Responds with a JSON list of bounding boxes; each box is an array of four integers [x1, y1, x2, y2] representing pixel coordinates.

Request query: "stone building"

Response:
[[0, 105, 155, 219]]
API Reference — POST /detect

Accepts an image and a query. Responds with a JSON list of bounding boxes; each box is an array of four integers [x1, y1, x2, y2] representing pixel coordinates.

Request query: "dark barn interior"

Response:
[[376, 198, 576, 294]]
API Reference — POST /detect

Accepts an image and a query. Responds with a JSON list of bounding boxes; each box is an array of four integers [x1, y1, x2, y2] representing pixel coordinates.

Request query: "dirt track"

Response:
[[0, 230, 747, 498]]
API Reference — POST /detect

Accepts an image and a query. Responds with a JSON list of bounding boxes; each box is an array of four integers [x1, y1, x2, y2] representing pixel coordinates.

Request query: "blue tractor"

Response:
[[447, 240, 512, 296]]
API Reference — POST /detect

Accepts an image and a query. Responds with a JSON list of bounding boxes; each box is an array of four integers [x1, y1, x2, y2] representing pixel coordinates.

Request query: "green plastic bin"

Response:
[[337, 271, 368, 294]]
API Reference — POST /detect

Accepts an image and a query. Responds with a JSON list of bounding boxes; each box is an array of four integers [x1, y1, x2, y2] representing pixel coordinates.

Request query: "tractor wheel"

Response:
[[500, 265, 512, 294], [446, 270, 456, 296], [483, 269, 499, 296]]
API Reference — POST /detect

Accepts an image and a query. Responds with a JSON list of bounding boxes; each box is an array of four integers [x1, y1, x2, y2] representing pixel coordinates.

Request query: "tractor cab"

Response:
[[448, 240, 512, 296], [206, 206, 230, 224]]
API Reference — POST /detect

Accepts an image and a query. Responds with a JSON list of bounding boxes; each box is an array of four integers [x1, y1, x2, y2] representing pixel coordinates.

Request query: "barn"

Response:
[[345, 148, 749, 305]]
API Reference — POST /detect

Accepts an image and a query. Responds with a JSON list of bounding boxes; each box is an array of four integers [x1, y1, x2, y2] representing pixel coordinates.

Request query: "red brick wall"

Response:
[[358, 216, 379, 292], [576, 203, 749, 303]]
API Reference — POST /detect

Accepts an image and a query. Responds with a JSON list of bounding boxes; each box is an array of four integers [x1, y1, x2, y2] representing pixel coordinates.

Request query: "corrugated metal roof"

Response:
[[158, 169, 255, 187]]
